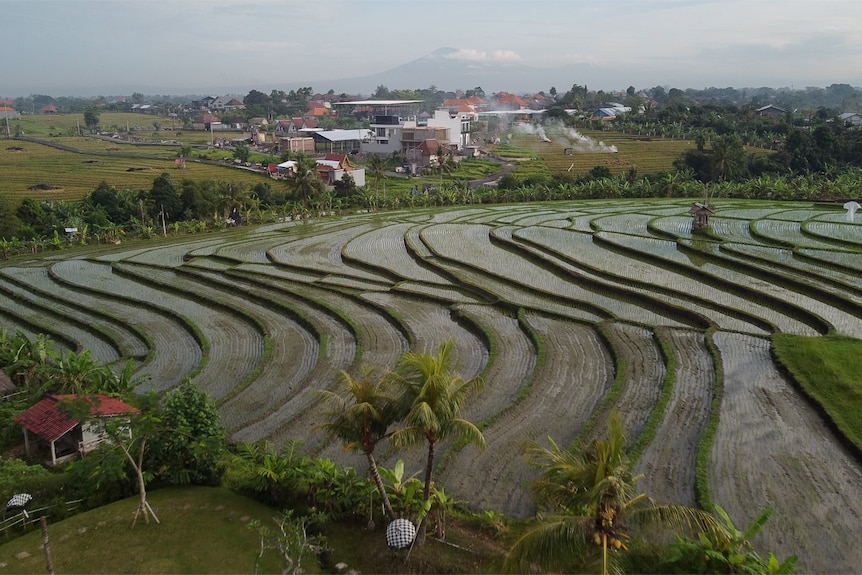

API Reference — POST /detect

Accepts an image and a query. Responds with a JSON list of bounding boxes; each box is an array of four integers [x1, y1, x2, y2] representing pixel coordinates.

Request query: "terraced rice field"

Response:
[[3, 198, 861, 571]]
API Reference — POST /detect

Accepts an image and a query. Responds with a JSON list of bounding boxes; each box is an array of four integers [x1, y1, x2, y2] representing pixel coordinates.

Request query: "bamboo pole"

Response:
[[40, 516, 54, 575]]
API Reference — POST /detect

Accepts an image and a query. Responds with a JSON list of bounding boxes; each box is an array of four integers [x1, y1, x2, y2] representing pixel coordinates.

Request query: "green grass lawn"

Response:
[[0, 485, 508, 574], [772, 333, 862, 451], [0, 486, 285, 574]]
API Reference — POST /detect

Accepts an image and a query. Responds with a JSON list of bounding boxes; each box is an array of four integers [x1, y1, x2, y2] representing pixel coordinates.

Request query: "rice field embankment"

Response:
[[3, 198, 861, 571]]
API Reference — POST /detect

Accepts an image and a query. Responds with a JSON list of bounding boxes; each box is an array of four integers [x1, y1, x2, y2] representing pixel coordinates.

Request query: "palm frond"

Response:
[[503, 516, 591, 574]]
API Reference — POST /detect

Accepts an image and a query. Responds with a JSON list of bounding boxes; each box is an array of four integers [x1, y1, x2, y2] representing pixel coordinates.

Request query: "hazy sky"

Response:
[[4, 0, 862, 97]]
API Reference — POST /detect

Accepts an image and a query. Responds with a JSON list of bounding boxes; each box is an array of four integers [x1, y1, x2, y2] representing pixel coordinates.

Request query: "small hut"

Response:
[[689, 202, 715, 232], [14, 394, 138, 466]]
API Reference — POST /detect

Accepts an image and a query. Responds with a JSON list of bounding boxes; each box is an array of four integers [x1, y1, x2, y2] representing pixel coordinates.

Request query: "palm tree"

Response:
[[710, 134, 746, 183], [289, 154, 323, 211], [389, 337, 486, 544], [367, 154, 387, 210], [503, 413, 723, 574], [436, 146, 455, 187], [217, 181, 248, 222], [315, 367, 399, 522]]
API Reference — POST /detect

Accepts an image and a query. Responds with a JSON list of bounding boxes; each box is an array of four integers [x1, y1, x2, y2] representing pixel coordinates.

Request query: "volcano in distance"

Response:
[[273, 47, 620, 96]]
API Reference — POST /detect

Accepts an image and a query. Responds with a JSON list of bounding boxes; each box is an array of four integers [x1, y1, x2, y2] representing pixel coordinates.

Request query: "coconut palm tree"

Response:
[[710, 134, 746, 182], [503, 413, 723, 575], [289, 154, 323, 211], [315, 367, 399, 523], [389, 337, 486, 544], [366, 154, 387, 210]]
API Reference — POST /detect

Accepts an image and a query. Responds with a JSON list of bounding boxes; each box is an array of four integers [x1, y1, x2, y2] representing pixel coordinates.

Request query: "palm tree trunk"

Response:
[[415, 440, 437, 546], [366, 451, 395, 522]]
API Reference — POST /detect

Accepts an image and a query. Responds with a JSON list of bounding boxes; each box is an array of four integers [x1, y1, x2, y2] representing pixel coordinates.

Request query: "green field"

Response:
[[1, 112, 717, 205], [496, 129, 695, 178], [0, 139, 284, 202]]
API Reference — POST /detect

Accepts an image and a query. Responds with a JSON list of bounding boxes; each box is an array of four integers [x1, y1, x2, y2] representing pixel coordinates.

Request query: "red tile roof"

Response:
[[14, 395, 138, 442]]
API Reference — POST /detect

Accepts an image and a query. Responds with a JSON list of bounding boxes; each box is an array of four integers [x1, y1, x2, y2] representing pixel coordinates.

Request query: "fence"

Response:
[[1, 498, 86, 539]]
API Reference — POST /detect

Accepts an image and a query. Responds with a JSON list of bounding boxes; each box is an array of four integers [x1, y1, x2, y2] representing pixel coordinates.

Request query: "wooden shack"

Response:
[[689, 202, 715, 231]]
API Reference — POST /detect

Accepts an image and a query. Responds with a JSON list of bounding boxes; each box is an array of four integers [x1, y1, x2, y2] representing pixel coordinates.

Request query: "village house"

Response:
[[316, 152, 365, 187], [306, 102, 330, 118], [755, 104, 787, 117], [309, 129, 371, 154], [209, 96, 245, 112], [275, 117, 321, 137], [492, 92, 527, 110], [590, 103, 632, 121], [192, 113, 222, 131], [425, 104, 476, 150], [405, 139, 454, 171], [839, 112, 862, 127], [278, 136, 316, 154], [0, 106, 19, 120], [401, 125, 450, 159], [14, 394, 139, 466], [333, 99, 423, 156]]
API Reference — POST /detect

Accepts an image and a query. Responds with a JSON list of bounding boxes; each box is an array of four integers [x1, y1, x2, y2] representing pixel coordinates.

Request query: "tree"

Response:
[[5, 331, 54, 387], [0, 195, 24, 241], [503, 413, 723, 575], [249, 509, 327, 575], [75, 392, 163, 526], [374, 85, 391, 99], [389, 337, 486, 544], [436, 146, 455, 187], [366, 154, 387, 210], [83, 107, 100, 133], [711, 133, 747, 182], [316, 367, 399, 522], [148, 381, 226, 485], [333, 171, 357, 199], [233, 141, 251, 163], [41, 349, 114, 395], [148, 172, 183, 225], [289, 154, 323, 210]]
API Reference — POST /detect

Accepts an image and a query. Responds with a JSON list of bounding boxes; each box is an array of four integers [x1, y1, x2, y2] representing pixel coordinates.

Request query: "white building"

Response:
[[425, 107, 476, 150], [334, 100, 423, 156]]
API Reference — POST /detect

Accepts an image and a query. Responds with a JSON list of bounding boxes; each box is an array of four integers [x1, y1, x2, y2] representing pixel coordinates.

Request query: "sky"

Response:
[[4, 0, 862, 98]]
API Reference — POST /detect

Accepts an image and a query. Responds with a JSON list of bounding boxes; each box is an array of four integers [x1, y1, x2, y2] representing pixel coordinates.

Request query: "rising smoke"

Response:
[[514, 120, 618, 153]]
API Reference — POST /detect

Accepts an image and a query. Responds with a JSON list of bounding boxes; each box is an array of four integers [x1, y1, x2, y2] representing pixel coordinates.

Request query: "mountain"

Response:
[[262, 47, 622, 96]]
